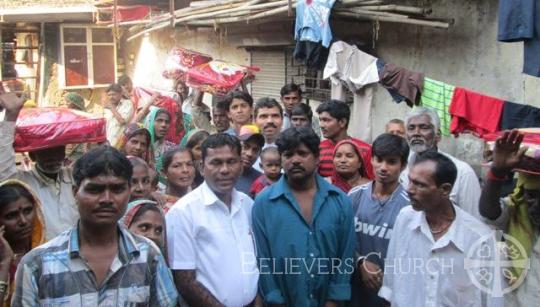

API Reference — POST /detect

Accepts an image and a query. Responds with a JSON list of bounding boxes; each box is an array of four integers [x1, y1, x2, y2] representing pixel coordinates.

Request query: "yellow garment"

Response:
[[0, 179, 46, 307], [507, 173, 540, 284]]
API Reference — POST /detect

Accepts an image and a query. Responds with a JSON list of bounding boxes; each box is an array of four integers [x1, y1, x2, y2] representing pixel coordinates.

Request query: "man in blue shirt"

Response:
[[252, 126, 355, 307], [347, 133, 410, 307]]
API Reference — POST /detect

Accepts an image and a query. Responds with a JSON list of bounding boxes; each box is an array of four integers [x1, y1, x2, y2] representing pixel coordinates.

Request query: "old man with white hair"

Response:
[[400, 107, 482, 219]]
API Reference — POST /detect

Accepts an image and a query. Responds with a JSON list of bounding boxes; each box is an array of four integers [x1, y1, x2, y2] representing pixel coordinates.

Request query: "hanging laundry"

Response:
[[379, 63, 424, 107], [501, 101, 540, 129], [293, 40, 329, 70], [323, 41, 379, 142], [294, 0, 336, 69], [449, 88, 504, 137], [420, 78, 455, 136], [497, 0, 540, 77], [376, 59, 407, 104], [295, 0, 336, 48], [524, 2, 540, 76]]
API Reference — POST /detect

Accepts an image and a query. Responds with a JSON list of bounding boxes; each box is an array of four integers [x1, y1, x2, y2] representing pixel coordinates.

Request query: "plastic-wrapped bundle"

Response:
[[14, 108, 106, 152], [162, 47, 212, 81], [186, 60, 259, 96]]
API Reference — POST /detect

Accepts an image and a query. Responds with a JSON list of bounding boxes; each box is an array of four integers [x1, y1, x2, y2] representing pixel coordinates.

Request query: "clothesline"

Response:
[[323, 41, 540, 141]]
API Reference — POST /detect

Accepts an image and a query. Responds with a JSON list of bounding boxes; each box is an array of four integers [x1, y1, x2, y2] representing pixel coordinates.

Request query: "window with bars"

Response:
[[284, 48, 353, 103], [60, 25, 116, 89], [0, 25, 40, 101]]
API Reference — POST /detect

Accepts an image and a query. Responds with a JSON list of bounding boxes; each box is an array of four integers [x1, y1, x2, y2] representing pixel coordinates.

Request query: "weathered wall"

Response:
[[126, 27, 250, 93], [367, 0, 540, 170], [125, 0, 540, 170]]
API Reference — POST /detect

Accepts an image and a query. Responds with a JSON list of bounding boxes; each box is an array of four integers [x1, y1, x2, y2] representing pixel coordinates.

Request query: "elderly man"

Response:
[[479, 129, 540, 306], [400, 107, 482, 218], [0, 92, 79, 240]]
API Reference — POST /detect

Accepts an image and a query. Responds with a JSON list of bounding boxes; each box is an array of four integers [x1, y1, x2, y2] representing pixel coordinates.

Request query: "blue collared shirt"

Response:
[[11, 223, 178, 307], [252, 175, 355, 307]]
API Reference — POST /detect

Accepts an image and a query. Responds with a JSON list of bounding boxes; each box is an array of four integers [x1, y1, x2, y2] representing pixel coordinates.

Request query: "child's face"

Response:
[[291, 114, 310, 128], [261, 153, 282, 181]]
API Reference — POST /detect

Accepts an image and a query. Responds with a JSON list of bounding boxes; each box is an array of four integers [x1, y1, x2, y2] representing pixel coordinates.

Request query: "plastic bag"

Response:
[[14, 107, 107, 152], [186, 60, 259, 96], [162, 47, 212, 81]]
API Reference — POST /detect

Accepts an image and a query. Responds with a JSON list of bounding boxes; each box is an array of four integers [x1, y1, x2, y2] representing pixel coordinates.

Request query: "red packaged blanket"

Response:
[[186, 60, 259, 96], [162, 47, 213, 81], [14, 108, 107, 152]]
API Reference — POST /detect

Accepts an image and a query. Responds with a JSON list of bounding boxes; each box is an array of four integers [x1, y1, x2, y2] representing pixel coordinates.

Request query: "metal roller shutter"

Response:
[[250, 50, 285, 101]]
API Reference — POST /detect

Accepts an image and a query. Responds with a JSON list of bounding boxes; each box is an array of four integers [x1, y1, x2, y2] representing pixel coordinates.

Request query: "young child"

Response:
[[250, 146, 282, 198]]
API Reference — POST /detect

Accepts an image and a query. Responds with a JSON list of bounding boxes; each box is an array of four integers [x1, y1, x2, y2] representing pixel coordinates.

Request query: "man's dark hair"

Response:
[[214, 99, 229, 112], [316, 99, 350, 127], [413, 151, 457, 187], [200, 133, 242, 162], [372, 133, 410, 165], [117, 75, 132, 86], [73, 146, 133, 187], [162, 148, 193, 171], [106, 83, 123, 94], [280, 83, 303, 97], [276, 126, 320, 157], [254, 97, 283, 118], [291, 104, 313, 122], [223, 91, 254, 110]]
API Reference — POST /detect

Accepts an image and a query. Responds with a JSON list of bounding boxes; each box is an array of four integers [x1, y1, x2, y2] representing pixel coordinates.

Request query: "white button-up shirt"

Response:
[[166, 182, 259, 307], [0, 121, 79, 240], [400, 151, 482, 219], [379, 205, 503, 307]]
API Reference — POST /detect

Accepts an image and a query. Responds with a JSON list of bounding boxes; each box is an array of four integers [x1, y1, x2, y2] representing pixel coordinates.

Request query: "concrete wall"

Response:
[[125, 0, 540, 170], [366, 0, 540, 170], [125, 27, 250, 98]]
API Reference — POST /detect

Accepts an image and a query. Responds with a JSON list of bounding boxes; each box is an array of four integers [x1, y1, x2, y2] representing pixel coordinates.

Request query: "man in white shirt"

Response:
[[166, 133, 259, 307], [103, 83, 133, 145], [380, 151, 501, 307], [400, 107, 482, 219], [0, 92, 79, 240]]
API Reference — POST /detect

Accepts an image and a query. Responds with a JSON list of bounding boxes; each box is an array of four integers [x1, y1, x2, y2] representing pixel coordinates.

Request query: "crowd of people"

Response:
[[0, 77, 538, 307]]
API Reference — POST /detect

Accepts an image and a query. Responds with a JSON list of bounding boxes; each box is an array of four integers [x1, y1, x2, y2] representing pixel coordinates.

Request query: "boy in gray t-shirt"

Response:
[[348, 133, 410, 307]]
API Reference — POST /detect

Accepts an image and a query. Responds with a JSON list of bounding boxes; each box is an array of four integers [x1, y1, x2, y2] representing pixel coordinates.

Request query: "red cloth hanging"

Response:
[[449, 87, 504, 137]]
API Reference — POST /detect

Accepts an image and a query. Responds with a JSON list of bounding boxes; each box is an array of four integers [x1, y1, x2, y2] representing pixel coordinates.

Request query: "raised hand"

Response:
[[492, 129, 527, 174], [0, 92, 26, 121]]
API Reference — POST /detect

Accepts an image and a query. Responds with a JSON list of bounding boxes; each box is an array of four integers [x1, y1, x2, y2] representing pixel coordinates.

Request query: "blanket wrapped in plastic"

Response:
[[186, 60, 259, 96], [14, 108, 107, 152], [162, 47, 213, 80]]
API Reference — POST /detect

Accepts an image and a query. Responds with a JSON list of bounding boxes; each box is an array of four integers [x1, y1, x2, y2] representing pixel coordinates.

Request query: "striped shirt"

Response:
[[11, 224, 178, 307], [420, 78, 456, 136], [318, 137, 374, 178]]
